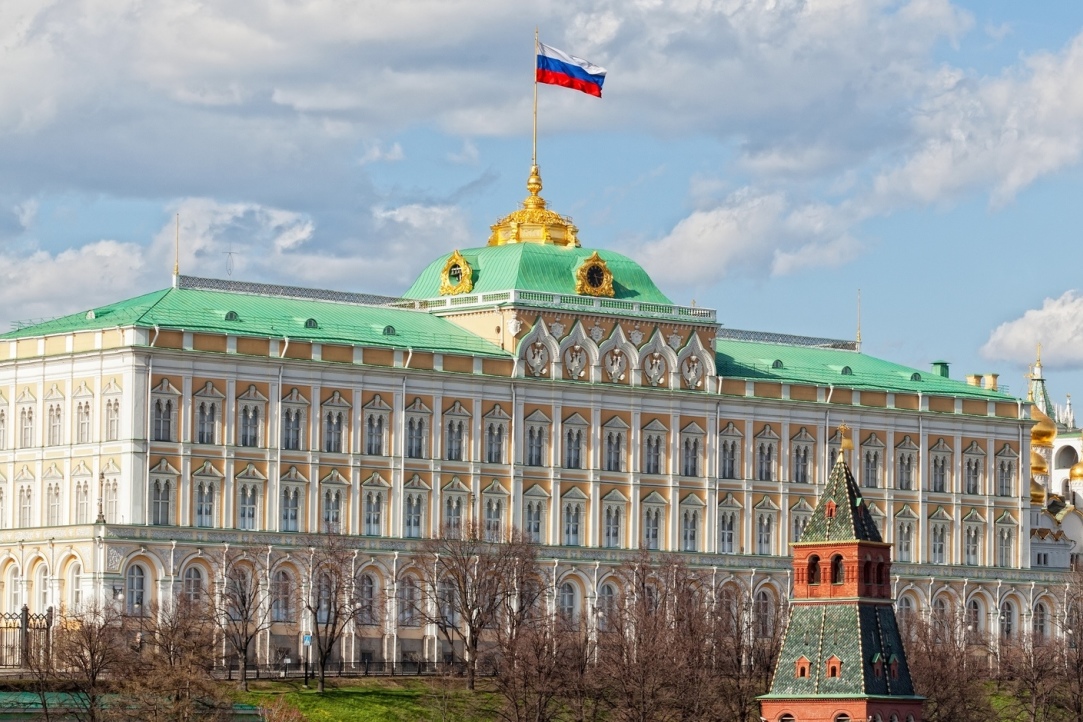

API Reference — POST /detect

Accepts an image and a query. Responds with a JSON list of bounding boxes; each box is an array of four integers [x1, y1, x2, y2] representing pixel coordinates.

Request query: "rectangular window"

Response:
[[282, 409, 302, 451], [363, 491, 382, 535], [406, 418, 425, 459], [365, 415, 385, 456], [526, 427, 545, 466], [718, 512, 736, 553], [604, 432, 623, 472], [404, 495, 423, 538], [756, 514, 773, 555], [445, 420, 465, 461], [77, 404, 91, 444], [486, 423, 505, 464], [151, 480, 171, 526], [792, 445, 810, 483], [931, 456, 948, 493], [682, 438, 699, 477], [931, 524, 946, 564], [998, 460, 1014, 497], [525, 501, 543, 543], [105, 401, 119, 441], [76, 484, 89, 524], [644, 435, 662, 475], [196, 484, 215, 528], [756, 443, 774, 481], [564, 428, 583, 469], [323, 490, 341, 533], [682, 510, 698, 552], [281, 488, 299, 532], [563, 503, 582, 546], [965, 528, 980, 565], [47, 487, 60, 526], [18, 489, 31, 528], [863, 450, 880, 488], [484, 498, 503, 541], [240, 406, 261, 448], [896, 453, 914, 490], [997, 528, 1013, 567], [603, 506, 621, 548], [792, 515, 808, 542], [720, 440, 738, 479], [643, 508, 660, 550], [152, 400, 173, 442], [323, 412, 344, 453], [444, 496, 462, 537], [965, 459, 982, 495], [48, 406, 62, 446], [196, 403, 216, 444], [238, 486, 257, 530]]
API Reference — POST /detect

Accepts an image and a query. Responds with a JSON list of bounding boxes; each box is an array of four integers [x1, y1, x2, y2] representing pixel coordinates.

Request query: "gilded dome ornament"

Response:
[[1030, 448, 1049, 476], [488, 166, 581, 247], [439, 250, 473, 295], [1030, 405, 1056, 448], [1069, 458, 1083, 481], [575, 251, 615, 297], [1031, 477, 1047, 505]]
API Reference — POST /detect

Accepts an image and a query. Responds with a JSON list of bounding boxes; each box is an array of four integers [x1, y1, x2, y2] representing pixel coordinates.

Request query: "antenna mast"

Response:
[[172, 214, 180, 288], [856, 289, 862, 352]]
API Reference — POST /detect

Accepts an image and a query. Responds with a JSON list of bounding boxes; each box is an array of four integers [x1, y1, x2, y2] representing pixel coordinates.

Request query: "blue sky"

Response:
[[4, 0, 1083, 407]]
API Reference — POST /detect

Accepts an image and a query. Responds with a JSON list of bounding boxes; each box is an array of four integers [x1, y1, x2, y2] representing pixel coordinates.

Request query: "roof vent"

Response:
[[772, 359, 784, 369], [840, 366, 853, 376], [304, 318, 318, 329], [225, 311, 240, 321], [383, 325, 396, 336], [931, 360, 950, 378], [910, 372, 922, 382]]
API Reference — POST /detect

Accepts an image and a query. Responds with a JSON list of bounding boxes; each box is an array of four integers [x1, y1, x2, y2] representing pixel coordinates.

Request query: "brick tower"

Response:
[[759, 430, 924, 722]]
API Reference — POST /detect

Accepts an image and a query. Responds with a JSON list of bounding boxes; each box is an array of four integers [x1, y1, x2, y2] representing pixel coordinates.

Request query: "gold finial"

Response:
[[524, 165, 545, 209], [838, 423, 854, 452], [1037, 342, 1042, 365], [487, 165, 580, 247]]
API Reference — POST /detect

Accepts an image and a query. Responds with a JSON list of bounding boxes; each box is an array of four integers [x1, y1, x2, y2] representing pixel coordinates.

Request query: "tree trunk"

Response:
[[241, 653, 250, 692]]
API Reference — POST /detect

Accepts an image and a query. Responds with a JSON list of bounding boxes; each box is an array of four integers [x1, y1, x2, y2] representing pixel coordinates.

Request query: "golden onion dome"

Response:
[[1031, 477, 1046, 505], [1031, 449, 1049, 476], [1071, 459, 1083, 481], [1031, 405, 1056, 448], [488, 166, 580, 248]]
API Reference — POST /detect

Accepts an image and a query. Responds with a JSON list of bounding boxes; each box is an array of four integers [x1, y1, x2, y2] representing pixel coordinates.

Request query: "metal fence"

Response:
[[0, 606, 52, 669]]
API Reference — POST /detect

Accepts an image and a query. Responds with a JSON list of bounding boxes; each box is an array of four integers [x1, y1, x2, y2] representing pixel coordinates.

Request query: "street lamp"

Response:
[[95, 472, 106, 524]]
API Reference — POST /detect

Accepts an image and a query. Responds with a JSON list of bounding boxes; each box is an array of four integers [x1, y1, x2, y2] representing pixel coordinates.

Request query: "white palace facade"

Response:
[[0, 166, 1064, 665]]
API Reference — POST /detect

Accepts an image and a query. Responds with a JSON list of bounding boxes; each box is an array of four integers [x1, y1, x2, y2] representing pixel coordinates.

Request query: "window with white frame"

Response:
[[1034, 601, 1049, 642], [681, 423, 705, 477], [281, 486, 301, 532], [405, 398, 431, 459], [1001, 600, 1016, 640], [237, 484, 259, 530], [196, 401, 217, 444], [483, 405, 510, 464], [363, 488, 383, 536], [363, 395, 391, 456], [484, 495, 504, 541], [444, 402, 470, 461], [151, 381, 179, 442], [558, 582, 577, 624], [126, 565, 146, 615], [930, 522, 948, 564], [681, 500, 702, 552], [861, 434, 884, 488], [75, 481, 89, 524], [929, 439, 952, 493], [563, 496, 584, 546], [996, 523, 1014, 567], [18, 486, 32, 527], [996, 445, 1017, 497], [404, 493, 424, 539], [603, 417, 628, 472], [195, 482, 216, 528], [398, 576, 420, 626], [791, 428, 814, 483], [183, 566, 204, 604], [961, 442, 984, 495], [321, 392, 349, 453], [323, 488, 343, 533], [444, 492, 465, 538], [895, 437, 917, 490], [964, 525, 982, 565], [642, 497, 663, 550], [69, 562, 82, 608], [19, 407, 33, 448], [563, 415, 587, 469], [524, 488, 547, 543], [965, 598, 984, 644], [792, 510, 811, 543], [603, 502, 623, 548], [642, 420, 667, 475], [237, 386, 266, 448], [0, 409, 6, 450], [356, 573, 376, 625], [524, 411, 549, 467], [47, 484, 60, 526], [103, 477, 117, 523], [718, 500, 739, 553], [756, 513, 774, 555], [271, 570, 292, 622], [755, 426, 779, 481], [150, 479, 172, 526], [719, 423, 742, 480], [47, 404, 62, 446], [0, 490, 5, 530], [281, 388, 308, 451], [105, 400, 119, 442], [76, 402, 91, 444]]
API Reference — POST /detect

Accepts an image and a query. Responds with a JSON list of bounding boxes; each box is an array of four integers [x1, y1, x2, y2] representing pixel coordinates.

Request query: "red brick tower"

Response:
[[759, 428, 924, 722]]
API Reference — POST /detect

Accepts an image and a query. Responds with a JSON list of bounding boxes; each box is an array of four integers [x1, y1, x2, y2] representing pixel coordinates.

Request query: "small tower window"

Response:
[[826, 656, 842, 678], [831, 555, 845, 584], [807, 555, 821, 585], [225, 311, 240, 321], [825, 500, 837, 518], [795, 656, 810, 678], [304, 318, 318, 329]]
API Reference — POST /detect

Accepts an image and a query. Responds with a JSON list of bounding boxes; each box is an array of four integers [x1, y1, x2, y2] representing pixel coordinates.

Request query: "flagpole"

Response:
[[532, 27, 539, 166]]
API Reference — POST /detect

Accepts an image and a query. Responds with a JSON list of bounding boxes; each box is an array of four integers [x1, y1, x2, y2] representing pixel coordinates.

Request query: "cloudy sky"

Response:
[[4, 0, 1083, 403]]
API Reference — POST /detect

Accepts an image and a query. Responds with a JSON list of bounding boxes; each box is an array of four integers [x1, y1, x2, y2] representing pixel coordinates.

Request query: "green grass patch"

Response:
[[236, 678, 497, 722]]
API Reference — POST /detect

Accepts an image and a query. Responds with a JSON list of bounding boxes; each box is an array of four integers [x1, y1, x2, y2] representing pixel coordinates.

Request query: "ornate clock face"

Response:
[[448, 264, 462, 283], [586, 264, 605, 288]]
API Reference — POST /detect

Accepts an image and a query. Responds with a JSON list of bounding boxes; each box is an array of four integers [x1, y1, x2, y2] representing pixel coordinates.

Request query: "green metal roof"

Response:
[[716, 338, 1016, 401], [800, 455, 883, 544], [0, 286, 508, 358], [402, 244, 673, 303]]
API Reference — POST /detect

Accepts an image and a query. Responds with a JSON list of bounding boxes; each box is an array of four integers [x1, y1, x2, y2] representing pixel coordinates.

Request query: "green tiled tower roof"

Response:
[[402, 244, 673, 303], [798, 450, 883, 544]]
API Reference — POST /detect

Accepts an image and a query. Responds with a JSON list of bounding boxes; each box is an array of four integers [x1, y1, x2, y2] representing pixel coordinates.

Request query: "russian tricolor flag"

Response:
[[536, 43, 607, 97]]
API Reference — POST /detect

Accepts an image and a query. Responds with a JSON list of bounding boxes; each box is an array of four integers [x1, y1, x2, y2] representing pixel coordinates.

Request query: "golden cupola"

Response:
[[1070, 458, 1083, 482], [488, 166, 580, 247], [1030, 477, 1046, 506], [1030, 449, 1049, 476], [1030, 405, 1056, 448]]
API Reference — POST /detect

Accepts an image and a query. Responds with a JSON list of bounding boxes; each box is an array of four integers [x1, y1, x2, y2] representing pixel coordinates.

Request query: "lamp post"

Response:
[[95, 472, 106, 524]]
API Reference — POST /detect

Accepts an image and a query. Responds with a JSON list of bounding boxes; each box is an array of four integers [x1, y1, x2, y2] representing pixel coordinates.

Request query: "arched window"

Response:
[[1033, 601, 1048, 642], [398, 576, 419, 626], [807, 556, 821, 585], [271, 570, 292, 622], [35, 566, 48, 612], [183, 567, 203, 603], [966, 598, 982, 642], [780, 716, 796, 722], [831, 555, 845, 584], [835, 715, 852, 722], [126, 565, 146, 615], [862, 561, 872, 585], [558, 582, 577, 624], [598, 583, 616, 630], [1001, 600, 1016, 639], [875, 562, 885, 585], [357, 573, 376, 625], [755, 590, 774, 637]]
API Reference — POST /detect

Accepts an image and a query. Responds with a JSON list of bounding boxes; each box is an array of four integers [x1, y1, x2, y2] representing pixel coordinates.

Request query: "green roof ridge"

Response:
[[799, 453, 883, 544]]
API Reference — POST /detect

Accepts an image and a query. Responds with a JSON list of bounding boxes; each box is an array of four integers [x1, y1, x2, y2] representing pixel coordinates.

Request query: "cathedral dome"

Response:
[[1070, 459, 1083, 481], [1031, 477, 1046, 505], [1031, 449, 1049, 476], [1031, 405, 1056, 448]]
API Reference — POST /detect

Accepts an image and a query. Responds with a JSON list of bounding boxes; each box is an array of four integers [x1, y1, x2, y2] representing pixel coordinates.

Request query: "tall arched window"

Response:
[[831, 555, 845, 584], [598, 583, 616, 630], [558, 582, 577, 624], [35, 566, 48, 612], [183, 567, 203, 603], [357, 573, 376, 625], [755, 590, 774, 637], [271, 570, 292, 622], [126, 565, 146, 615], [807, 555, 821, 585], [1001, 600, 1016, 639], [69, 563, 82, 608], [1033, 601, 1048, 642]]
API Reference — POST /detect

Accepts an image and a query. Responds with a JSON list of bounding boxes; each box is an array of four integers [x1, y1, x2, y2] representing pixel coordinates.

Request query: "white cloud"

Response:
[[447, 139, 479, 165], [358, 141, 405, 165], [13, 199, 37, 229], [982, 291, 1083, 369]]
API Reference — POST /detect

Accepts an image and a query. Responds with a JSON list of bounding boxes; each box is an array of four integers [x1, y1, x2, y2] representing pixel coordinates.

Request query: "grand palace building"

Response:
[[0, 165, 1069, 665]]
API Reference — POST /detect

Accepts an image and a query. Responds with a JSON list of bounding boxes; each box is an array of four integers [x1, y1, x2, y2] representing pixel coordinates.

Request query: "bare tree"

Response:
[[299, 531, 365, 693], [111, 598, 233, 722], [1055, 569, 1083, 722], [209, 547, 274, 691], [999, 630, 1063, 722], [902, 607, 994, 722], [40, 601, 128, 722], [412, 523, 537, 690], [708, 584, 785, 722]]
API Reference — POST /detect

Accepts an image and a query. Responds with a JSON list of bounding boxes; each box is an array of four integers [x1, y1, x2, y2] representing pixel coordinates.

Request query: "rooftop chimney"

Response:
[[931, 360, 950, 378]]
